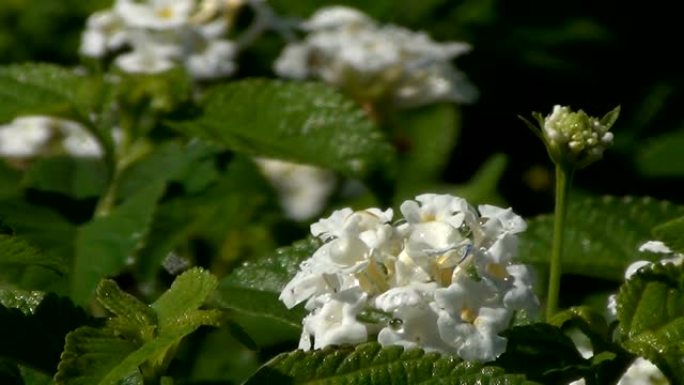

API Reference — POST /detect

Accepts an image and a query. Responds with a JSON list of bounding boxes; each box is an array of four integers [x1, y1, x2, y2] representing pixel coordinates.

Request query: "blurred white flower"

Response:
[[274, 6, 477, 107], [280, 193, 539, 361], [80, 0, 248, 80], [0, 117, 53, 158], [0, 116, 113, 158], [254, 158, 336, 221]]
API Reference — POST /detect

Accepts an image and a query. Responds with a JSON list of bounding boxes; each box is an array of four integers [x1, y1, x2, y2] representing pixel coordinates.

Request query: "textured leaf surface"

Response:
[[616, 263, 684, 383], [55, 269, 221, 385], [245, 342, 539, 385], [0, 64, 94, 122], [215, 238, 319, 346], [212, 286, 304, 346], [519, 196, 684, 280], [652, 215, 684, 254], [174, 79, 396, 180], [151, 267, 218, 331], [221, 237, 320, 292], [70, 181, 165, 304], [0, 235, 65, 273]]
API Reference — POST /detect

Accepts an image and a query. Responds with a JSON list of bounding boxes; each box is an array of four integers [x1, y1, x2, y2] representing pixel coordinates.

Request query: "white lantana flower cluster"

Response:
[[254, 158, 336, 221], [280, 194, 539, 362], [0, 116, 107, 158], [80, 0, 247, 80], [274, 6, 478, 108]]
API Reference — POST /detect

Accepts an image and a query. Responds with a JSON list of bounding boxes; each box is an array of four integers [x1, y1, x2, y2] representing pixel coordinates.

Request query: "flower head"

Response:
[[279, 194, 539, 362], [522, 105, 620, 170], [274, 6, 477, 108], [80, 0, 251, 80]]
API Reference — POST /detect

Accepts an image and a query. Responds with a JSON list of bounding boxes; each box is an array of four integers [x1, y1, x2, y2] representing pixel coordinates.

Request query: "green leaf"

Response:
[[71, 180, 165, 304], [652, 215, 684, 254], [0, 198, 76, 269], [55, 326, 142, 385], [95, 280, 156, 339], [0, 293, 91, 373], [222, 237, 320, 292], [520, 196, 684, 281], [151, 267, 218, 331], [599, 105, 620, 128], [0, 235, 65, 274], [616, 263, 684, 383], [211, 286, 305, 346], [245, 342, 539, 385], [55, 269, 222, 385], [173, 79, 396, 180], [23, 156, 108, 199], [495, 323, 587, 384], [0, 63, 95, 123], [134, 155, 278, 282], [116, 140, 219, 199], [394, 104, 460, 197], [636, 129, 684, 177], [214, 238, 319, 346]]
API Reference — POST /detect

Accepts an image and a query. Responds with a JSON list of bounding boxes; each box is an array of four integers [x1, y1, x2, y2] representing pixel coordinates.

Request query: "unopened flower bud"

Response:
[[521, 105, 620, 170]]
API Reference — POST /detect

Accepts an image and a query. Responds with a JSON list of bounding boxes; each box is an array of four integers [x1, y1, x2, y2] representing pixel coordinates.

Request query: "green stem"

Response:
[[545, 164, 574, 320]]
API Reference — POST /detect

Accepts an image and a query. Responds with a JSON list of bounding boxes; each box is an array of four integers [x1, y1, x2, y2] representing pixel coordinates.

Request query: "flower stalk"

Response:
[[521, 105, 619, 320]]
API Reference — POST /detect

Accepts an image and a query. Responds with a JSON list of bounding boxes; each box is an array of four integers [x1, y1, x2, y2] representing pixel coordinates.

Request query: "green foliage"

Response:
[[520, 196, 684, 280], [0, 293, 91, 374], [636, 130, 684, 177], [616, 263, 684, 383], [394, 104, 460, 199], [496, 324, 587, 384], [0, 64, 97, 123], [213, 238, 319, 346], [71, 181, 165, 304], [173, 79, 396, 182], [245, 342, 540, 384], [652, 215, 684, 254], [221, 237, 321, 292], [0, 235, 65, 275], [55, 268, 222, 385], [23, 157, 109, 199]]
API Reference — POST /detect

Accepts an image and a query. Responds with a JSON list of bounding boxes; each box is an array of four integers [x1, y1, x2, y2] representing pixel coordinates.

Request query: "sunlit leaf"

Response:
[[616, 263, 684, 383], [520, 196, 684, 280], [173, 79, 396, 182], [245, 342, 539, 384]]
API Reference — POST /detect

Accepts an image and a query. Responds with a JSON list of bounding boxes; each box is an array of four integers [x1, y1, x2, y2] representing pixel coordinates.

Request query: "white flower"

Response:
[[255, 158, 337, 221], [0, 116, 111, 159], [115, 0, 194, 30], [0, 117, 53, 158], [274, 6, 477, 107], [81, 0, 247, 80], [375, 284, 451, 352], [434, 274, 510, 362], [186, 39, 237, 79], [280, 194, 538, 360], [298, 290, 368, 350], [302, 6, 372, 31], [79, 10, 128, 57]]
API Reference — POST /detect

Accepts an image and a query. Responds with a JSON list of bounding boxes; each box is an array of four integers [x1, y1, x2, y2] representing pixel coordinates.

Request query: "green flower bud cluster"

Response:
[[522, 105, 620, 170]]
